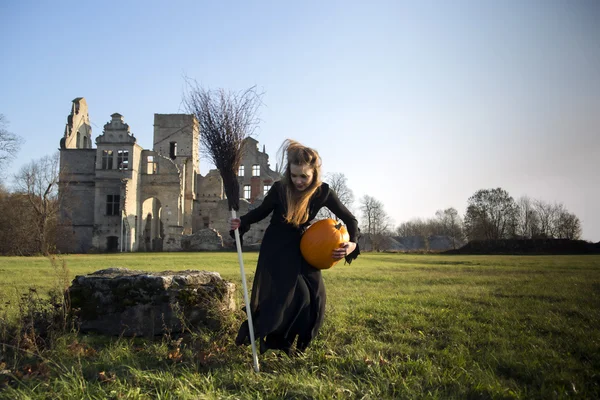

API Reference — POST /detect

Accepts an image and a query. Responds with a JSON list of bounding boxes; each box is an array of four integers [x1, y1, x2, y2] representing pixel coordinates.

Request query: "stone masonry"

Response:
[[69, 268, 236, 336]]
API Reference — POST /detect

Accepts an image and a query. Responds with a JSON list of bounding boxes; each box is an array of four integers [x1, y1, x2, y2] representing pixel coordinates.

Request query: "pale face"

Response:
[[290, 163, 314, 192]]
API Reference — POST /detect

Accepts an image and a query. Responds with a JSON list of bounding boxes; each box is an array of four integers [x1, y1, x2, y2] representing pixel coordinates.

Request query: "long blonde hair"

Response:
[[277, 139, 322, 226]]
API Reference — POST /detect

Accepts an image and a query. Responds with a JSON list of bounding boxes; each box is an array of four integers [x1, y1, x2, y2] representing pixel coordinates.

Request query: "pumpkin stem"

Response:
[[334, 222, 343, 230]]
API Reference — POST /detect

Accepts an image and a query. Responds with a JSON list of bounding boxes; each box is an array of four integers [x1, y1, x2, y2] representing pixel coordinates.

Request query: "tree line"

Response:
[[356, 187, 582, 251], [315, 171, 582, 251]]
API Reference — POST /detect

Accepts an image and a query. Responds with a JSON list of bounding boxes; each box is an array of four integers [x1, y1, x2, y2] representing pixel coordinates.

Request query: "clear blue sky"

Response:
[[1, 0, 599, 241]]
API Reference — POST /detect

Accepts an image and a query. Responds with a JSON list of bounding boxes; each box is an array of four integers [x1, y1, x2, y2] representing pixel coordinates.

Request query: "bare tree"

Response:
[[396, 219, 425, 237], [360, 195, 392, 251], [316, 172, 354, 220], [515, 196, 540, 238], [435, 207, 464, 249], [13, 152, 61, 255], [549, 202, 566, 238], [554, 209, 582, 240], [464, 188, 518, 240], [395, 218, 431, 249], [395, 209, 464, 250], [533, 199, 554, 238], [360, 195, 389, 235], [543, 201, 581, 240], [0, 114, 22, 178]]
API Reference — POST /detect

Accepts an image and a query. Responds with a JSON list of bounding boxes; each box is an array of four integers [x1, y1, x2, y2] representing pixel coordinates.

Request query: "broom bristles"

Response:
[[209, 139, 243, 211], [182, 80, 263, 210]]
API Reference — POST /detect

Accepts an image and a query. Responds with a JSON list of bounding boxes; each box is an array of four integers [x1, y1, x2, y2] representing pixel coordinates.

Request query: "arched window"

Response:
[[77, 132, 81, 148]]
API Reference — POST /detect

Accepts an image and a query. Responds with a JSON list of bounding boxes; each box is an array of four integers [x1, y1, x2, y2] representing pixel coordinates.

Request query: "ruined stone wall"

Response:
[[238, 138, 280, 203], [153, 114, 199, 235], [57, 149, 96, 253], [121, 143, 144, 251], [139, 154, 183, 251], [91, 178, 122, 251], [61, 98, 92, 149], [91, 169, 130, 252], [60, 148, 96, 176], [153, 114, 199, 172], [194, 169, 224, 231], [61, 183, 95, 225]]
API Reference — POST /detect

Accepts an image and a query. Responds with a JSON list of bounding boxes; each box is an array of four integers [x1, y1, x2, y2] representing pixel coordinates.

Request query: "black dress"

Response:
[[233, 181, 360, 354]]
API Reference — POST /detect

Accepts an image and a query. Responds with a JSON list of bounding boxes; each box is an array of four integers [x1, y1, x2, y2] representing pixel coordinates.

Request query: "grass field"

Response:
[[0, 252, 599, 399]]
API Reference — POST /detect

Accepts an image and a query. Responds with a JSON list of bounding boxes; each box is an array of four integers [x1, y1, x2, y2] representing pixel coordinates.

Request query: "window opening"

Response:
[[169, 142, 177, 159], [106, 194, 120, 216], [102, 150, 113, 169], [118, 150, 129, 170]]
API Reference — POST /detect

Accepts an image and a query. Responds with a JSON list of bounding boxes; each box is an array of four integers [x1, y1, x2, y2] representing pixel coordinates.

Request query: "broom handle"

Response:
[[232, 210, 260, 373]]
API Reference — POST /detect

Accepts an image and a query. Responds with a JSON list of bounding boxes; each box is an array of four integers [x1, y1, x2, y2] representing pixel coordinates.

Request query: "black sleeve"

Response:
[[323, 187, 361, 264]]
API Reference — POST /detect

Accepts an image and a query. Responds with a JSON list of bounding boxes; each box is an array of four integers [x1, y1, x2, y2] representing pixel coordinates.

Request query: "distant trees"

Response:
[[464, 188, 518, 240], [10, 152, 61, 255], [462, 188, 581, 241], [391, 187, 583, 252], [435, 208, 465, 249], [395, 208, 465, 250], [394, 188, 582, 247], [555, 208, 581, 240], [0, 189, 41, 255], [396, 218, 426, 237], [532, 199, 581, 240], [515, 196, 539, 238], [0, 115, 39, 255]]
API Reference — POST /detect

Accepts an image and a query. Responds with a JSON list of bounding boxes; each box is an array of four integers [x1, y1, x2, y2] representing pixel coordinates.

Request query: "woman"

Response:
[[230, 139, 360, 355]]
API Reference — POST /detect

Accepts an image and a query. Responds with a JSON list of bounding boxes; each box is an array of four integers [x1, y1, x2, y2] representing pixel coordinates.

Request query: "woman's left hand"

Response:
[[332, 242, 357, 260]]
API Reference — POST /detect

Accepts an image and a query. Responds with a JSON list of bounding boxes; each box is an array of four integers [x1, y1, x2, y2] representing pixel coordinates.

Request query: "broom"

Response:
[[183, 83, 262, 372]]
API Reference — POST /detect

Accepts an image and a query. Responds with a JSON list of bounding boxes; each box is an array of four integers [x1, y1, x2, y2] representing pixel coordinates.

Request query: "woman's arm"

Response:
[[323, 187, 361, 263], [230, 181, 279, 236]]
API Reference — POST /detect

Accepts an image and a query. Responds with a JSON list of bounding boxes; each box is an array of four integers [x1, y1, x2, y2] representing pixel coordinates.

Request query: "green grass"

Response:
[[0, 253, 599, 399]]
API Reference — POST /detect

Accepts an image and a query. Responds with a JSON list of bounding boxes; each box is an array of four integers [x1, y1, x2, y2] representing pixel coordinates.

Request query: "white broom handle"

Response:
[[232, 210, 260, 373]]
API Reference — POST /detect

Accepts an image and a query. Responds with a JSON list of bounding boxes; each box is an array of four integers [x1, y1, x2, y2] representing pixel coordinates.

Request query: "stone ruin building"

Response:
[[58, 97, 280, 253]]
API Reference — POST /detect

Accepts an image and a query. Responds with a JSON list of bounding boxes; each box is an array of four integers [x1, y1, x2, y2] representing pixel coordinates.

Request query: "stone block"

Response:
[[69, 268, 236, 337], [181, 228, 224, 251]]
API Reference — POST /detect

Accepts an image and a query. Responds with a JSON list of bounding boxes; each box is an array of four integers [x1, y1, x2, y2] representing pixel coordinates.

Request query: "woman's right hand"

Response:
[[230, 218, 241, 231]]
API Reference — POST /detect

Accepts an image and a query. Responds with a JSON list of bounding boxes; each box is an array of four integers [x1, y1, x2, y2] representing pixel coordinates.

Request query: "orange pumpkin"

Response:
[[300, 218, 350, 270]]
